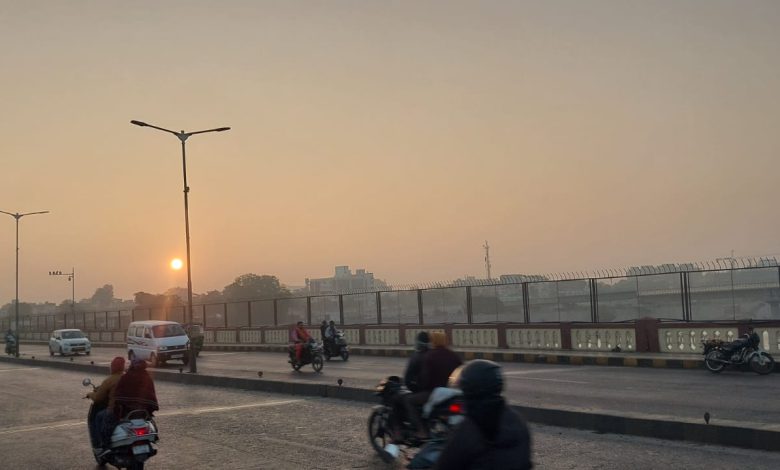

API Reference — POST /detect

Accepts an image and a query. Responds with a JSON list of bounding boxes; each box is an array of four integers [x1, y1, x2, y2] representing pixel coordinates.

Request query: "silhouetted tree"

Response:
[[222, 274, 290, 301]]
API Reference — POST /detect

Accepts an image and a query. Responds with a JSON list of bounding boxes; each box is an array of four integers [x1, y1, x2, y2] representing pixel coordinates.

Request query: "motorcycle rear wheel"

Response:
[[704, 350, 726, 373], [749, 353, 774, 375]]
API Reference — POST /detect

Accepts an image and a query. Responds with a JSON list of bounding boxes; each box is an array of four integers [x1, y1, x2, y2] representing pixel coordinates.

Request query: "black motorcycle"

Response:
[[324, 331, 350, 361], [703, 331, 775, 375], [367, 376, 463, 466], [288, 338, 324, 373]]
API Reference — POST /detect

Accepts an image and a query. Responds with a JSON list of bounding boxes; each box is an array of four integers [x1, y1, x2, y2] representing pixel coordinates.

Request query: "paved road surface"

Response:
[[1, 364, 779, 469], [16, 344, 780, 428]]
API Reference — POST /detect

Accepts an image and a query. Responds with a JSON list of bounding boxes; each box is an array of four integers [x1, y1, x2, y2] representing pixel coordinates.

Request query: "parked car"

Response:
[[127, 320, 190, 367], [49, 329, 91, 356]]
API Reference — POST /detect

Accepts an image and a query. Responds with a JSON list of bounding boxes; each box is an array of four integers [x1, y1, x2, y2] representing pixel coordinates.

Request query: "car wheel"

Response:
[[59, 346, 64, 356], [85, 351, 90, 356], [49, 346, 54, 357]]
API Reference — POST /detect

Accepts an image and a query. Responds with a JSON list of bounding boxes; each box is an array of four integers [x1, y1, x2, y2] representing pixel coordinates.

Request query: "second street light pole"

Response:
[[131, 119, 230, 373], [0, 210, 49, 357], [49, 268, 76, 317]]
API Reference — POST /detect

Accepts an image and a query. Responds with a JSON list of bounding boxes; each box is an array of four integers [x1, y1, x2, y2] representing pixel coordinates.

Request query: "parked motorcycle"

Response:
[[83, 378, 159, 469], [367, 376, 464, 467], [288, 338, 324, 372], [324, 331, 350, 361], [703, 331, 775, 375]]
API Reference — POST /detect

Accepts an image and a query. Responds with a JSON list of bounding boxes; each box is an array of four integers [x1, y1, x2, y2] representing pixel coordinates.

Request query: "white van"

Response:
[[127, 320, 190, 367]]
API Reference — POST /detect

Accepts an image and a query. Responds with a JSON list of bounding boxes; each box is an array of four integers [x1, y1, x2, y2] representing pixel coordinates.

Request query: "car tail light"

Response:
[[133, 427, 148, 437], [449, 402, 463, 414]]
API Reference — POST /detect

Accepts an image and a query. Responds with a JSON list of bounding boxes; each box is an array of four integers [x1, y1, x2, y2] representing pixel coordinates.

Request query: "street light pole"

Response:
[[130, 120, 230, 373], [0, 210, 49, 357]]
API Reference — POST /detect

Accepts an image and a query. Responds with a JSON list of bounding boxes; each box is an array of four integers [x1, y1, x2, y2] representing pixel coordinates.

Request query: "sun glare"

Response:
[[170, 258, 183, 270]]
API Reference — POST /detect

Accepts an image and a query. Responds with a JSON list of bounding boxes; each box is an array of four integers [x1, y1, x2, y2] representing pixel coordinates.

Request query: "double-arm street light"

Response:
[[130, 120, 230, 373], [0, 210, 49, 357], [49, 268, 75, 316]]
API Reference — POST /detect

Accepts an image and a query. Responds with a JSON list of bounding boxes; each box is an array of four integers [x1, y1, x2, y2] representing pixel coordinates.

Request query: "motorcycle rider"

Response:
[[435, 360, 532, 470], [324, 320, 338, 355], [404, 331, 462, 439], [391, 331, 431, 441], [100, 358, 159, 451], [291, 321, 312, 363], [88, 357, 126, 453], [4, 329, 16, 354]]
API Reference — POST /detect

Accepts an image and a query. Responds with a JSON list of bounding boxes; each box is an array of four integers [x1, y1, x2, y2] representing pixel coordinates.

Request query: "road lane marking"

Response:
[[160, 399, 302, 417], [0, 421, 84, 435], [199, 352, 243, 357], [0, 367, 41, 372], [510, 376, 589, 384]]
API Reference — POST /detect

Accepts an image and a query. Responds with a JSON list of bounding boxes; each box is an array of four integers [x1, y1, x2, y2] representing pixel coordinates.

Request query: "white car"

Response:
[[49, 329, 91, 356]]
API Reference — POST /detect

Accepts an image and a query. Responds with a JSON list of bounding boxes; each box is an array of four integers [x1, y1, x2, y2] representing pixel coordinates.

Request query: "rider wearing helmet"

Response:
[[435, 360, 531, 470]]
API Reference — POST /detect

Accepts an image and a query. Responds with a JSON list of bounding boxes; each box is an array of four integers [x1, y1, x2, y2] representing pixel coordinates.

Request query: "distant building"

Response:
[[306, 266, 382, 295]]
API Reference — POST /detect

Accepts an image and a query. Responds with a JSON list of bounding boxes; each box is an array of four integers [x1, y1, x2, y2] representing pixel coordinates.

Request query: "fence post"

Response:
[[465, 286, 473, 324], [522, 283, 530, 323], [338, 294, 345, 325], [306, 297, 312, 326], [223, 303, 228, 328], [247, 301, 252, 327], [417, 289, 424, 325], [376, 292, 382, 325], [273, 299, 278, 326]]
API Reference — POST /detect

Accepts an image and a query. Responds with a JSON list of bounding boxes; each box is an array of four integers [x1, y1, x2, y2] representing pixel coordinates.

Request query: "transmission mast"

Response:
[[483, 240, 492, 280]]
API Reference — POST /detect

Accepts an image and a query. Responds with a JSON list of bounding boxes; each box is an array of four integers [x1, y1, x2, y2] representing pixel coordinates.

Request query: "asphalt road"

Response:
[[15, 344, 780, 428], [1, 364, 779, 469]]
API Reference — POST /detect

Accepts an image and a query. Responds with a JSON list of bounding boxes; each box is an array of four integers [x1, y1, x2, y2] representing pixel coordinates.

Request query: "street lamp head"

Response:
[[215, 127, 231, 132], [130, 120, 148, 127]]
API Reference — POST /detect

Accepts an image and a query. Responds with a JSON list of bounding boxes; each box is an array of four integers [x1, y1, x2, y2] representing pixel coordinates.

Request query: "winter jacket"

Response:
[[435, 405, 532, 470]]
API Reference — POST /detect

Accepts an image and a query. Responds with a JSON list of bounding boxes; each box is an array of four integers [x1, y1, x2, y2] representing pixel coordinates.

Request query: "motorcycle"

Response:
[[367, 376, 464, 467], [324, 331, 350, 361], [288, 338, 324, 372], [83, 378, 159, 469], [5, 335, 16, 355], [703, 331, 775, 375]]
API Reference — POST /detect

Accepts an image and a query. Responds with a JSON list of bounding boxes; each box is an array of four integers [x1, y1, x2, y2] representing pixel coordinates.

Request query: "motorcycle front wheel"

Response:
[[749, 353, 774, 375], [367, 409, 392, 460], [704, 350, 726, 373], [312, 355, 324, 373], [341, 350, 350, 361]]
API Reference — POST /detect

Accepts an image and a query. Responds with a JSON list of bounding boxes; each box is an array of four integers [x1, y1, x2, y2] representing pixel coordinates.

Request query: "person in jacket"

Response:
[[404, 331, 462, 439], [320, 320, 328, 339], [291, 321, 312, 363], [390, 331, 430, 441], [112, 358, 159, 419], [435, 360, 532, 470], [89, 357, 125, 451]]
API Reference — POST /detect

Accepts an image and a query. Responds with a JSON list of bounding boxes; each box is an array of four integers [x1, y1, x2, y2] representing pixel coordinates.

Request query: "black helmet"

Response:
[[449, 359, 503, 399], [415, 331, 431, 351]]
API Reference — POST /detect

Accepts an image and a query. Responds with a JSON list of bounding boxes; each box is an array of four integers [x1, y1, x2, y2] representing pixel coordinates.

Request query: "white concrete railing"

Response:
[[452, 328, 499, 348], [571, 328, 635, 352], [507, 328, 561, 350], [658, 327, 738, 353]]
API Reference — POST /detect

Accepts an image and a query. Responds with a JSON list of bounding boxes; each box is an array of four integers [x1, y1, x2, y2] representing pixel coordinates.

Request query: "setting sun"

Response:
[[170, 258, 183, 270]]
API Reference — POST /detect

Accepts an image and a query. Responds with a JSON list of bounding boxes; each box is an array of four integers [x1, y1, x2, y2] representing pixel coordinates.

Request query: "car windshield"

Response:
[[152, 324, 186, 338], [61, 331, 84, 339]]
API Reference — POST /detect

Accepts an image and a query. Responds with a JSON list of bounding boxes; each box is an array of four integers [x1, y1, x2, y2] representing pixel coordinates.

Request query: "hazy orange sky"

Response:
[[2, 1, 780, 303]]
